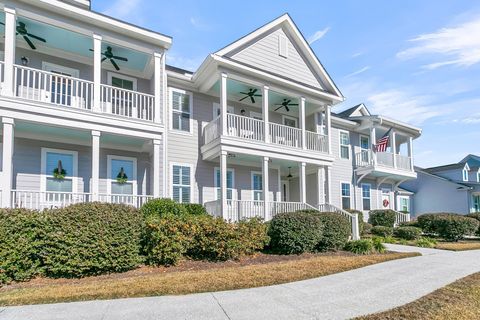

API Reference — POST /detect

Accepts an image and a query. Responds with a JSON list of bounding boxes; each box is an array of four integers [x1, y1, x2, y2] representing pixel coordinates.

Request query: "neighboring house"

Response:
[[0, 1, 421, 237], [401, 155, 480, 216]]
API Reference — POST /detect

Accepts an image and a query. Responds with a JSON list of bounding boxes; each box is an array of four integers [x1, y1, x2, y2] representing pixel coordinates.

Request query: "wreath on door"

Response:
[[53, 160, 66, 180], [116, 167, 128, 184], [383, 199, 390, 208]]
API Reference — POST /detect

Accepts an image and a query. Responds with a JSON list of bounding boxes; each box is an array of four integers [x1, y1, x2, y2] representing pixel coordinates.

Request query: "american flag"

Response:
[[375, 128, 392, 152]]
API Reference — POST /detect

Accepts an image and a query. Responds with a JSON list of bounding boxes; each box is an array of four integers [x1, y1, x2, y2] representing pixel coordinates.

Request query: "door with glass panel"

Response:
[[109, 157, 136, 204], [360, 135, 370, 164], [110, 76, 135, 117], [44, 150, 76, 208], [43, 63, 80, 108]]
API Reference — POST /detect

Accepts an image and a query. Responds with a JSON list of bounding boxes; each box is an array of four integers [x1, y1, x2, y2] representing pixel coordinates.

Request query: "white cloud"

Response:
[[190, 17, 210, 30], [351, 51, 364, 58], [344, 66, 370, 78], [307, 27, 330, 45], [166, 53, 205, 72], [397, 16, 480, 69], [102, 0, 143, 24]]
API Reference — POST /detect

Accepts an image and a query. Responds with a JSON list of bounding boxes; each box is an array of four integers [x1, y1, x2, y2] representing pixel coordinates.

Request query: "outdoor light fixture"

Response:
[[227, 153, 236, 158], [287, 167, 293, 179], [21, 56, 29, 66], [240, 109, 246, 115]]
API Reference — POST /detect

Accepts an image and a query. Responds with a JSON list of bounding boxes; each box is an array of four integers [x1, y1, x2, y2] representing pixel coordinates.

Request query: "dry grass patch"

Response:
[[0, 252, 417, 306], [357, 272, 480, 320], [435, 241, 480, 251]]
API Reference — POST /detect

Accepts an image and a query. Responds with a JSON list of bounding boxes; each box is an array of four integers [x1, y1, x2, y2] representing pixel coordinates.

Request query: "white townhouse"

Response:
[[0, 0, 421, 238]]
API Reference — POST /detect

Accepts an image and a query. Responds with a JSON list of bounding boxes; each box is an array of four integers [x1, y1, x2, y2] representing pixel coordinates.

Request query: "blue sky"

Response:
[[94, 0, 480, 168]]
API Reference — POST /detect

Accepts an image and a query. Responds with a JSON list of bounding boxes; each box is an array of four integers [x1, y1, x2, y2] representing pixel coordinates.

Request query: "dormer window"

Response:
[[463, 166, 469, 182], [477, 170, 480, 183]]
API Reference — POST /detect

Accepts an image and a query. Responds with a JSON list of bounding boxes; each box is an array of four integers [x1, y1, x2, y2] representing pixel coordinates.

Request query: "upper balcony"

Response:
[[0, 3, 169, 126]]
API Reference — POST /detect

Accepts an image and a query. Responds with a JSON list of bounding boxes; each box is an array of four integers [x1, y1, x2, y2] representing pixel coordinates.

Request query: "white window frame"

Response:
[[339, 130, 351, 160], [462, 164, 469, 181], [106, 155, 138, 196], [212, 102, 234, 119], [472, 193, 480, 212], [42, 62, 80, 78], [361, 183, 371, 211], [107, 71, 138, 91], [477, 170, 480, 183], [170, 162, 194, 203], [251, 171, 263, 201], [282, 115, 298, 127], [214, 167, 235, 200], [340, 181, 351, 210], [40, 147, 78, 193], [169, 87, 193, 134], [397, 196, 410, 212]]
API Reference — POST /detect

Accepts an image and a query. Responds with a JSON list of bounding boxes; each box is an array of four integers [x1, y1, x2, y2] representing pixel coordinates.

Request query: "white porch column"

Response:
[[2, 118, 14, 208], [325, 105, 332, 154], [220, 150, 228, 219], [408, 137, 414, 170], [300, 97, 306, 149], [91, 130, 101, 201], [153, 139, 161, 198], [317, 166, 325, 206], [391, 130, 397, 168], [220, 73, 228, 135], [262, 85, 269, 143], [325, 165, 332, 203], [277, 168, 281, 201], [370, 126, 377, 165], [3, 7, 16, 97], [153, 52, 164, 124], [93, 34, 102, 113], [262, 156, 270, 220], [299, 162, 306, 203]]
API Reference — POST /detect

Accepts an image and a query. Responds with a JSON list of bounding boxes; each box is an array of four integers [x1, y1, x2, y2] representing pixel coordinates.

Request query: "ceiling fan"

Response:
[[274, 99, 298, 112], [239, 88, 261, 104], [0, 21, 46, 50], [89, 46, 128, 71]]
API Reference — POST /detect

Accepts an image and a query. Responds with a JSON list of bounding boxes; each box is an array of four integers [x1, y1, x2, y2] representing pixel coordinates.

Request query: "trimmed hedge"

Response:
[[268, 212, 324, 254], [143, 215, 269, 266], [394, 226, 422, 240], [417, 213, 451, 234], [368, 210, 396, 227], [0, 203, 143, 284], [467, 212, 480, 236], [371, 226, 394, 237], [140, 198, 188, 218], [346, 209, 364, 234], [182, 203, 208, 216], [362, 222, 373, 235], [418, 213, 479, 241], [315, 212, 351, 251]]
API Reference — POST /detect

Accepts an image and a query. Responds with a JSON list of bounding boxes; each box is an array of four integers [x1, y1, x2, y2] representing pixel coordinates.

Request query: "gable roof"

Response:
[[214, 13, 343, 99], [336, 103, 371, 118], [424, 163, 466, 173], [415, 167, 472, 190]]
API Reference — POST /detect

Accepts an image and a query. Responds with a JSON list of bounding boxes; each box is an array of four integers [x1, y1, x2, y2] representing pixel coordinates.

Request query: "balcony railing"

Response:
[[203, 114, 329, 153], [11, 190, 153, 210], [7, 64, 156, 122], [355, 150, 413, 171]]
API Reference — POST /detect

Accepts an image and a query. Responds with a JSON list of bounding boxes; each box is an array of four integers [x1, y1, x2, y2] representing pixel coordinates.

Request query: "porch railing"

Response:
[[396, 154, 412, 171], [395, 210, 411, 226], [305, 131, 328, 153], [270, 122, 301, 148], [355, 150, 413, 172], [11, 190, 153, 210], [14, 64, 94, 110], [227, 113, 264, 141], [100, 84, 154, 121], [204, 115, 221, 144]]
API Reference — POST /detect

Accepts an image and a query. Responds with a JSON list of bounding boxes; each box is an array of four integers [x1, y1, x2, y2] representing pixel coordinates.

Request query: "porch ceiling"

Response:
[[0, 15, 150, 73]]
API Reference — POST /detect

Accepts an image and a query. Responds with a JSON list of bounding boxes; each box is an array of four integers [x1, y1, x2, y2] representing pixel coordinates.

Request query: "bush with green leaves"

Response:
[[466, 212, 480, 236], [346, 209, 364, 234], [344, 239, 374, 255], [368, 210, 396, 227], [315, 212, 351, 251], [394, 226, 422, 240], [140, 198, 188, 218], [268, 212, 324, 254], [0, 208, 45, 284], [371, 226, 394, 237], [182, 203, 208, 216], [362, 222, 373, 235], [435, 215, 479, 242], [416, 237, 437, 248], [417, 213, 451, 235], [399, 220, 420, 228], [372, 237, 386, 253]]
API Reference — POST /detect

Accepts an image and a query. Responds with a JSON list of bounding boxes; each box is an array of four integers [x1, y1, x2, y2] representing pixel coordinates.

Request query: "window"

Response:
[[463, 168, 469, 181], [212, 103, 234, 119], [170, 88, 192, 132], [214, 168, 234, 200], [341, 183, 351, 210], [108, 157, 136, 195], [360, 135, 370, 163], [477, 171, 480, 183], [41, 148, 78, 195], [252, 172, 263, 201], [282, 115, 297, 128], [399, 197, 410, 212], [339, 131, 350, 159], [473, 195, 480, 212], [361, 184, 371, 210], [172, 164, 191, 203]]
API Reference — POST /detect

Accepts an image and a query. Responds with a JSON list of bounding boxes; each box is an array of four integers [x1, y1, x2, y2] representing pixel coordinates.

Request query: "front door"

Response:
[[381, 188, 392, 209], [42, 63, 80, 108]]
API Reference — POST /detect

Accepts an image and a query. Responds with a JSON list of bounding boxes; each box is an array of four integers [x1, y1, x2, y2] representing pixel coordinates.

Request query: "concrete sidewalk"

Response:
[[1, 245, 480, 320]]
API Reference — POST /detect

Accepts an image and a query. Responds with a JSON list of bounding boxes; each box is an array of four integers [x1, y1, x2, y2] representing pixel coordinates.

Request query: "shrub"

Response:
[[369, 210, 396, 227], [347, 209, 364, 234], [416, 237, 437, 248], [372, 237, 386, 253], [344, 240, 374, 255], [466, 212, 480, 236], [268, 212, 324, 254], [182, 203, 208, 216], [394, 226, 422, 240], [372, 235, 396, 244], [362, 222, 373, 235], [399, 220, 420, 228], [435, 215, 479, 242], [315, 212, 351, 251], [417, 213, 451, 234], [371, 226, 394, 237], [41, 203, 143, 278], [0, 208, 45, 284], [140, 198, 187, 218]]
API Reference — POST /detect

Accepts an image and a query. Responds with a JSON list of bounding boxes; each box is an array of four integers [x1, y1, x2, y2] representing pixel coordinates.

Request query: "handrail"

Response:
[[204, 115, 221, 144]]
